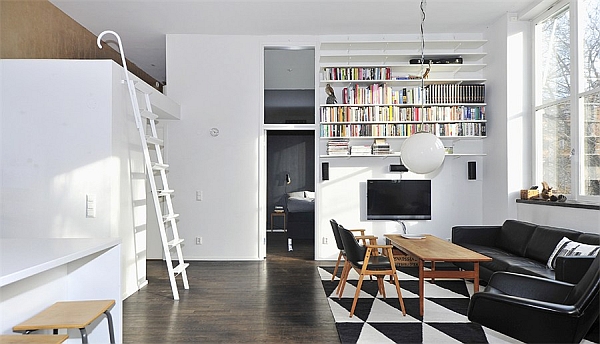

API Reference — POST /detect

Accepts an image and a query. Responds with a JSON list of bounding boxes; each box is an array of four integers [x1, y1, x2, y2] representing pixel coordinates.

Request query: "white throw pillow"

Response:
[[546, 237, 600, 270], [304, 191, 315, 199]]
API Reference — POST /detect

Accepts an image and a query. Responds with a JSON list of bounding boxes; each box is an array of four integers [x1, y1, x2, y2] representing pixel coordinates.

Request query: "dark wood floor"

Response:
[[123, 232, 340, 343]]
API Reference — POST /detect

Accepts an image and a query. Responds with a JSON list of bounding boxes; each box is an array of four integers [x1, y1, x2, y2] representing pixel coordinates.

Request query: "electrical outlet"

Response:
[[196, 237, 202, 245], [322, 237, 328, 244], [196, 190, 202, 201]]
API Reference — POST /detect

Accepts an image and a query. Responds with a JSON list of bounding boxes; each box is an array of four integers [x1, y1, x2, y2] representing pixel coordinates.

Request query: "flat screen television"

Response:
[[366, 179, 431, 220]]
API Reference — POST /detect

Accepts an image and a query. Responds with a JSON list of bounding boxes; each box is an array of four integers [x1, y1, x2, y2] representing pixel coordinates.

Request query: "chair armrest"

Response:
[[355, 235, 378, 245], [451, 225, 501, 246], [555, 256, 596, 284], [349, 229, 366, 235], [486, 271, 573, 303]]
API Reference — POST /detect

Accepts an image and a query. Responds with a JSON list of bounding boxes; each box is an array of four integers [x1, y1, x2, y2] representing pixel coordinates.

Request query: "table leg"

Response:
[[419, 259, 424, 317], [431, 261, 436, 283], [473, 262, 480, 292]]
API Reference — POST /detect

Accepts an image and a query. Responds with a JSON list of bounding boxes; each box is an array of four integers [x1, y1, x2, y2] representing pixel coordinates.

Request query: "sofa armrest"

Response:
[[452, 225, 502, 246], [485, 271, 573, 303], [555, 256, 596, 284]]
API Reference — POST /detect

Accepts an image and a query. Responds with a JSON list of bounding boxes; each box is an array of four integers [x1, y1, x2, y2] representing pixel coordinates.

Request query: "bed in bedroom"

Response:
[[285, 191, 315, 240]]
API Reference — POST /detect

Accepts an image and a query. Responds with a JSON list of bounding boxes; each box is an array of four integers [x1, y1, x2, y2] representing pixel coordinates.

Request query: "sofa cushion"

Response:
[[507, 259, 555, 280], [496, 220, 537, 256], [460, 244, 517, 272], [546, 237, 600, 269], [524, 225, 582, 263]]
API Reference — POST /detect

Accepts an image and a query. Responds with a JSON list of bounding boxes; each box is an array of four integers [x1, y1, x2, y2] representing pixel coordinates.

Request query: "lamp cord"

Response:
[[419, 0, 427, 131]]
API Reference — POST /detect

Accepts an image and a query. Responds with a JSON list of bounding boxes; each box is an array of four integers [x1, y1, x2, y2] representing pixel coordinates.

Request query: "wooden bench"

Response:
[[0, 334, 68, 344], [12, 300, 115, 344]]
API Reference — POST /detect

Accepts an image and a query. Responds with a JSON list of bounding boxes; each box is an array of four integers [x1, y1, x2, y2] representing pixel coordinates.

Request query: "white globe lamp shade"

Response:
[[400, 132, 445, 174]]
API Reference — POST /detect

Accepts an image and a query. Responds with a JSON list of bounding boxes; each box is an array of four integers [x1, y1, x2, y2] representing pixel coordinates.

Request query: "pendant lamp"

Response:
[[399, 0, 445, 174], [400, 132, 445, 174]]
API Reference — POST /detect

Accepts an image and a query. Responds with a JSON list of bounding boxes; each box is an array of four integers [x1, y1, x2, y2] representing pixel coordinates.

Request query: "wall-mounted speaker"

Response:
[[468, 161, 477, 180], [322, 162, 329, 181], [389, 164, 409, 172]]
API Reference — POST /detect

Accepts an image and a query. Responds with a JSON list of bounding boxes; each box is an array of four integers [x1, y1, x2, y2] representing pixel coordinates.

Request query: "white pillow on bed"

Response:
[[287, 191, 305, 198], [304, 191, 315, 199]]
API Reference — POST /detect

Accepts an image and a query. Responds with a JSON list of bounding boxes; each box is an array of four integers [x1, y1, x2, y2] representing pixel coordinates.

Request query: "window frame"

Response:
[[533, 0, 599, 203]]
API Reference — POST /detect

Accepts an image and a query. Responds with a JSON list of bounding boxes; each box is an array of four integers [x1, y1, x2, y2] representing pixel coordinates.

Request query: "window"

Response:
[[534, 0, 600, 200]]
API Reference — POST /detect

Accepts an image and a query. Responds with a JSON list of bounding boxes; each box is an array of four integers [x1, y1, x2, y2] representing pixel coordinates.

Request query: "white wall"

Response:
[[166, 35, 263, 259], [166, 34, 487, 261], [317, 155, 485, 259], [0, 60, 147, 298], [482, 15, 533, 225], [517, 203, 599, 233]]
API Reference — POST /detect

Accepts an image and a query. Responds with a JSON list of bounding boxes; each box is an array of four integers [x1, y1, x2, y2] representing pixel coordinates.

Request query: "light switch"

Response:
[[86, 194, 96, 218]]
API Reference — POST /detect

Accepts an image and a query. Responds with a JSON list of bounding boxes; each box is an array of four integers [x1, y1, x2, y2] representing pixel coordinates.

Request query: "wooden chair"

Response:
[[12, 300, 116, 344], [335, 224, 379, 297], [338, 226, 406, 317], [329, 219, 368, 281]]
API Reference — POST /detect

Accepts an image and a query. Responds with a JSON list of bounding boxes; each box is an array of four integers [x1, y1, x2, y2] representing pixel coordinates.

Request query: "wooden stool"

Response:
[[13, 300, 115, 344], [0, 334, 68, 343]]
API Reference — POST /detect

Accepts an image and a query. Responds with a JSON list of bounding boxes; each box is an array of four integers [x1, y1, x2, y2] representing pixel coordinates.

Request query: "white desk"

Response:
[[0, 238, 121, 343]]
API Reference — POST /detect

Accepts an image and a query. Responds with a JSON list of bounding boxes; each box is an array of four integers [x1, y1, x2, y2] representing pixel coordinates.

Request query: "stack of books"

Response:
[[327, 138, 350, 156], [350, 145, 372, 156], [274, 206, 284, 213], [372, 139, 391, 155]]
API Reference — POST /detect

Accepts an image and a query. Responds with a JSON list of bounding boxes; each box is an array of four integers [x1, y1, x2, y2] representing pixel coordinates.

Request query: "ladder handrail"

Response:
[[96, 30, 142, 129]]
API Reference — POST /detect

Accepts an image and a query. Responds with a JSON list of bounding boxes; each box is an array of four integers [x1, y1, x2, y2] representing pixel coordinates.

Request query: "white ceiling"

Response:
[[49, 0, 550, 83]]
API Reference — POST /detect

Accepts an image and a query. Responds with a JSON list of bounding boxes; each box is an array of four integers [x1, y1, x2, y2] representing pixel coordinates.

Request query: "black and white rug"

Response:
[[319, 265, 523, 344]]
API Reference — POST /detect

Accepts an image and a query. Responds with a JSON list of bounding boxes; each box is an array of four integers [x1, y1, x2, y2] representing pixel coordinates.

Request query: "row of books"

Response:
[[323, 67, 392, 81], [339, 84, 424, 105], [325, 83, 486, 105], [428, 84, 485, 104], [320, 105, 485, 122], [321, 123, 487, 138], [321, 105, 424, 122]]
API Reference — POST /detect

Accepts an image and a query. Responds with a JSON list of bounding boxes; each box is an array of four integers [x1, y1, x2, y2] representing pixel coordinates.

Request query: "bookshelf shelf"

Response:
[[319, 153, 487, 158], [318, 37, 488, 159]]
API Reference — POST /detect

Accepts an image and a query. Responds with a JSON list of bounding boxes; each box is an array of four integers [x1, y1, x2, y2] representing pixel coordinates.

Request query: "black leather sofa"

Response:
[[452, 219, 599, 283]]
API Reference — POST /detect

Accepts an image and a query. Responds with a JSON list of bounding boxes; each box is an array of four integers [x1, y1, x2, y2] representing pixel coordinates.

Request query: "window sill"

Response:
[[516, 198, 599, 211]]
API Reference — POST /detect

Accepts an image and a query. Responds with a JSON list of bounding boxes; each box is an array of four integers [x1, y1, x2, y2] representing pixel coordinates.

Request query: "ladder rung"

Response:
[[157, 189, 174, 196], [163, 213, 180, 221], [146, 136, 163, 145], [140, 109, 158, 120], [168, 238, 184, 247], [152, 163, 169, 170], [173, 263, 189, 275]]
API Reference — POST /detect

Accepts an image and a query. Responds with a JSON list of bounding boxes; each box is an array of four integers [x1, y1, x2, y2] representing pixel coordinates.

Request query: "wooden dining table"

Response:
[[384, 234, 492, 316]]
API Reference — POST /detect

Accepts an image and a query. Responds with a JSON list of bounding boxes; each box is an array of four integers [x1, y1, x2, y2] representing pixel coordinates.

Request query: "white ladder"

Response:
[[97, 30, 189, 300]]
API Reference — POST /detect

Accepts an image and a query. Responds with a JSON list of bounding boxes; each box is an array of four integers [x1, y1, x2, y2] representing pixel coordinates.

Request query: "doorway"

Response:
[[266, 130, 315, 260], [263, 46, 316, 260]]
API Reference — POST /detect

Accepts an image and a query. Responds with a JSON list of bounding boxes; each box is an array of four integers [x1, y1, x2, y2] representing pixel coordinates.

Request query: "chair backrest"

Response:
[[330, 219, 344, 251], [338, 225, 366, 264], [565, 254, 600, 309]]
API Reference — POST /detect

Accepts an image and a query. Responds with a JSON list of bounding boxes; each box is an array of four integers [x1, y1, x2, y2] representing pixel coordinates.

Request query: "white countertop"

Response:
[[0, 238, 121, 287]]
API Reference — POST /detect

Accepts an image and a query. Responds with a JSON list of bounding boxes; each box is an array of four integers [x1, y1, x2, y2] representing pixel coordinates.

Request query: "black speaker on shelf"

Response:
[[322, 162, 329, 181], [468, 161, 477, 180]]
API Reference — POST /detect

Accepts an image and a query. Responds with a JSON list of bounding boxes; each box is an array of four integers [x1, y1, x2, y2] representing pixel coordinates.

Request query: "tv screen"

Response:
[[366, 179, 431, 220]]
